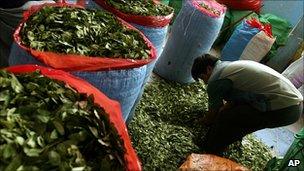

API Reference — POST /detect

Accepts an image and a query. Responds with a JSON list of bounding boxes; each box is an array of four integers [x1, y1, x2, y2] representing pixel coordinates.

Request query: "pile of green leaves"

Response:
[[0, 70, 125, 170], [21, 6, 150, 59], [128, 75, 273, 170], [106, 0, 173, 16], [224, 134, 274, 170]]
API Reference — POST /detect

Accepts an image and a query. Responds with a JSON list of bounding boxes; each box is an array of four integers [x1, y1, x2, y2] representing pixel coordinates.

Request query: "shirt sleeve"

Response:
[[207, 78, 233, 111]]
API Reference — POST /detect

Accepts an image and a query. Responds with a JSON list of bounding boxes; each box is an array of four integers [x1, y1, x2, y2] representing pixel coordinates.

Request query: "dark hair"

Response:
[[191, 54, 219, 81]]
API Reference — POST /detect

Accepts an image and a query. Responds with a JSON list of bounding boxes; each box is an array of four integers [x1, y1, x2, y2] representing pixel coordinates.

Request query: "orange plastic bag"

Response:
[[179, 154, 250, 171]]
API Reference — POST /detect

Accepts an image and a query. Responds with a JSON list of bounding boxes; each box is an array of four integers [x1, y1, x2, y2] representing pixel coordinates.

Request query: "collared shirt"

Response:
[[207, 60, 303, 112]]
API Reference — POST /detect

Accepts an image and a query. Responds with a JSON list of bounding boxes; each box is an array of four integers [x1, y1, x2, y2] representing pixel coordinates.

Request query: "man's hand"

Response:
[[200, 109, 218, 126]]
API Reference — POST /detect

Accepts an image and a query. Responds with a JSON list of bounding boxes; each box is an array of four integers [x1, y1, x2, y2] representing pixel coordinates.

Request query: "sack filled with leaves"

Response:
[[93, 0, 174, 122], [94, 0, 173, 27], [14, 4, 156, 68], [221, 18, 276, 62], [0, 65, 141, 171], [154, 0, 226, 83], [9, 2, 156, 121]]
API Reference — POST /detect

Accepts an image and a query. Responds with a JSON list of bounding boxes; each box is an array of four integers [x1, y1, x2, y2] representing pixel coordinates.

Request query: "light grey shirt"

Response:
[[207, 60, 303, 111]]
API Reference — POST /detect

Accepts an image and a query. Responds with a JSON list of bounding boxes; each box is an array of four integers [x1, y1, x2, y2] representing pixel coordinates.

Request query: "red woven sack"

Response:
[[94, 0, 174, 27], [13, 2, 156, 71], [5, 65, 142, 171]]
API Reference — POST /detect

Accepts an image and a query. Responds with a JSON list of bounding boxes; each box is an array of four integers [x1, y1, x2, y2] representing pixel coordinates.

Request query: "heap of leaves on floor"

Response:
[[106, 0, 173, 16], [20, 6, 150, 59], [0, 70, 125, 171], [128, 75, 274, 171]]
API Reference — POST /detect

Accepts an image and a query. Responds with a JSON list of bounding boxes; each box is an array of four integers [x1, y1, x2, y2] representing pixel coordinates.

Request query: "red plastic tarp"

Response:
[[14, 2, 156, 71], [216, 0, 262, 13], [5, 64, 142, 171], [94, 0, 173, 27], [246, 18, 273, 38]]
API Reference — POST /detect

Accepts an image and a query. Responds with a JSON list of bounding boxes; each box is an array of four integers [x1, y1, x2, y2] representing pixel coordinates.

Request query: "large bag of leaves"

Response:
[[221, 18, 276, 62], [93, 0, 174, 81], [179, 154, 249, 171], [93, 0, 173, 122], [8, 2, 156, 121], [0, 1, 55, 67], [214, 10, 258, 45], [1, 65, 141, 171], [264, 128, 304, 171], [216, 0, 262, 13], [154, 0, 226, 83]]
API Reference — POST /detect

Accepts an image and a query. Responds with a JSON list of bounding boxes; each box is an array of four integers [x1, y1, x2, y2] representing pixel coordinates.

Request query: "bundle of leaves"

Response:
[[105, 0, 173, 16], [0, 70, 125, 171], [128, 75, 273, 170], [20, 6, 150, 59]]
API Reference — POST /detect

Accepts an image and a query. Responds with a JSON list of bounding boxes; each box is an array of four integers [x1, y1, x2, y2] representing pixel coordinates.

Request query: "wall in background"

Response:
[[262, 0, 304, 72]]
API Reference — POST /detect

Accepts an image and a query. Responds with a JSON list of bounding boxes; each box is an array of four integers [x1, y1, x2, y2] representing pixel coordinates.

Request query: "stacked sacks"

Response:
[[3, 65, 141, 170], [93, 0, 174, 122], [8, 2, 156, 121], [221, 18, 276, 62], [154, 0, 226, 84]]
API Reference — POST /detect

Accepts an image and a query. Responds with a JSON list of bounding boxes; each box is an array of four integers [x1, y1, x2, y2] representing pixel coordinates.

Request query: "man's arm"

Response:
[[202, 79, 233, 126]]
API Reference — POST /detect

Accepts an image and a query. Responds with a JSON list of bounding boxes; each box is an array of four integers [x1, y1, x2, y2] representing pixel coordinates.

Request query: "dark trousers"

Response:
[[203, 102, 303, 155]]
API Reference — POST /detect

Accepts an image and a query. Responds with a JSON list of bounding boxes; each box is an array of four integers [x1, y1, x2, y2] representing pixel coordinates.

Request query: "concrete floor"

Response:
[[253, 115, 304, 157]]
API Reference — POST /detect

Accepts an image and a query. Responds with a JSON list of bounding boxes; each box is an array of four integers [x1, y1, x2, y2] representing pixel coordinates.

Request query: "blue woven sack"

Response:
[[154, 0, 226, 84], [221, 19, 275, 62]]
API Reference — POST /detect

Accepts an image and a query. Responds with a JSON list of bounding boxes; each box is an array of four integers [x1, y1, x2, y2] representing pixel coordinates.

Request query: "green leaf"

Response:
[[23, 148, 43, 157], [10, 74, 24, 93], [3, 143, 16, 159], [48, 150, 61, 165], [15, 136, 25, 146], [4, 155, 22, 171], [52, 120, 65, 136]]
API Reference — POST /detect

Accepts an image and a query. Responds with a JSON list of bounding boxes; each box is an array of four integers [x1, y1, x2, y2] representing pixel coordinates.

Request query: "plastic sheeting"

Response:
[[5, 65, 142, 171], [154, 0, 226, 83]]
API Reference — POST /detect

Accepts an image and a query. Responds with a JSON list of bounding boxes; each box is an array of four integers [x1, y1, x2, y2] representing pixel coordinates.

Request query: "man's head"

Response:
[[191, 54, 219, 83]]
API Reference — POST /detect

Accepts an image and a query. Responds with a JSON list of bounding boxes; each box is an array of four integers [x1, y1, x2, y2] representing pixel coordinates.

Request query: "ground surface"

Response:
[[128, 75, 273, 171]]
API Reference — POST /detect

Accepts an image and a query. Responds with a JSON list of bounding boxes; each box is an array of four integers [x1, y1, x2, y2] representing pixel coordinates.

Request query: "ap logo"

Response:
[[288, 159, 301, 167]]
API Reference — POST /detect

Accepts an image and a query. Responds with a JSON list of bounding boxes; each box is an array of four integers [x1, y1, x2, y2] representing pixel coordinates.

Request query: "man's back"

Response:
[[211, 60, 303, 111]]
